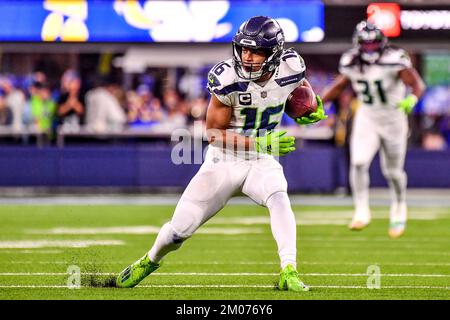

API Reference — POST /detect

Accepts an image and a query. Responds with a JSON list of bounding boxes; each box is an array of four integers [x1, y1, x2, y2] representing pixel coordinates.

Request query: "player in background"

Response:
[[115, 16, 327, 291], [321, 21, 425, 238]]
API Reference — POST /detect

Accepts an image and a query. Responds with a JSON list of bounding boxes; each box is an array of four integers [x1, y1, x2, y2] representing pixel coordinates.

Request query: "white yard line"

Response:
[[196, 249, 450, 256], [0, 272, 448, 277], [25, 226, 265, 235], [300, 261, 450, 266], [0, 240, 124, 249], [0, 250, 63, 254], [6, 261, 450, 266], [210, 212, 450, 225], [0, 284, 449, 290], [302, 273, 450, 277], [4, 248, 445, 256], [0, 285, 69, 288], [310, 285, 450, 290]]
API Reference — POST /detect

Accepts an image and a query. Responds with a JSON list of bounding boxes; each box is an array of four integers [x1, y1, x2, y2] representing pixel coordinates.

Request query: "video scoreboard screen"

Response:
[[0, 0, 324, 43]]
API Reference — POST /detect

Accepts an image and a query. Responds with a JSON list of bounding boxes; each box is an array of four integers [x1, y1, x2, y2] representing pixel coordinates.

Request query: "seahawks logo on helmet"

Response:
[[232, 16, 285, 81]]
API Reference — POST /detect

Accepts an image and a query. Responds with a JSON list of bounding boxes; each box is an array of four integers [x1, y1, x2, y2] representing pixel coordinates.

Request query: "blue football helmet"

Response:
[[232, 16, 285, 81], [353, 20, 387, 63]]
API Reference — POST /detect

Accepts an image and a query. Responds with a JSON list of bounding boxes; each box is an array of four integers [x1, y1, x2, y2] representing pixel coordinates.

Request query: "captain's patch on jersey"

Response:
[[238, 93, 252, 106]]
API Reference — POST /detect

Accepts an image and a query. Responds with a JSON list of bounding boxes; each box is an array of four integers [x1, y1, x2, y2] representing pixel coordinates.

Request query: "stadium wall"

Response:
[[0, 146, 448, 191]]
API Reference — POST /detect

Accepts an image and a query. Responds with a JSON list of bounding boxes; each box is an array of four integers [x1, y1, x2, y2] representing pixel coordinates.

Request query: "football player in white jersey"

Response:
[[321, 21, 425, 238], [115, 16, 327, 291]]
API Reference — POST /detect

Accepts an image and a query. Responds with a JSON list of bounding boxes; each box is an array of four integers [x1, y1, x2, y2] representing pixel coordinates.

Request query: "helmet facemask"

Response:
[[233, 42, 282, 81], [358, 38, 385, 63], [353, 21, 387, 64], [232, 16, 285, 81]]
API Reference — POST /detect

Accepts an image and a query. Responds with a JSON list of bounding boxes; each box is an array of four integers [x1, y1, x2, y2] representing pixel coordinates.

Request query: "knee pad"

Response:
[[352, 163, 370, 173], [243, 161, 287, 206], [382, 168, 405, 181], [170, 197, 206, 239], [266, 191, 290, 209]]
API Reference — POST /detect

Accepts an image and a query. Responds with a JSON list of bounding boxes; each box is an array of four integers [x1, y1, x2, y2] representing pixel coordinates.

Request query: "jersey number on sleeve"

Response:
[[241, 104, 284, 134], [356, 79, 387, 105], [213, 62, 231, 76]]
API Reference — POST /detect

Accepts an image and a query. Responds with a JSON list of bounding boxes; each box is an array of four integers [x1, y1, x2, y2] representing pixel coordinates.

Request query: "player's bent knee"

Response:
[[266, 191, 291, 210], [258, 171, 288, 206], [351, 163, 370, 173], [266, 191, 288, 203], [382, 169, 405, 181], [170, 198, 207, 239]]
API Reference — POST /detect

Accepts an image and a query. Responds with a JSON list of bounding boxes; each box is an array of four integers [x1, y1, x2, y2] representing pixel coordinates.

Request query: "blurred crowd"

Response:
[[0, 69, 209, 139], [0, 66, 449, 150]]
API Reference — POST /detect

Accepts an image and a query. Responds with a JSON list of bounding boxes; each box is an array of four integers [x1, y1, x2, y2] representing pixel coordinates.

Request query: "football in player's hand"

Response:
[[285, 86, 318, 119]]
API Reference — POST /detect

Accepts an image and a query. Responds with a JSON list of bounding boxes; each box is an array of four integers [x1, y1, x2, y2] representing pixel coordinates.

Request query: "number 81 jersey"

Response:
[[207, 49, 306, 137], [339, 47, 412, 112]]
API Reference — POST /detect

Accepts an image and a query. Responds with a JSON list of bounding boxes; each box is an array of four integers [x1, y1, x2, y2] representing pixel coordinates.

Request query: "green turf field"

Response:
[[0, 204, 449, 300]]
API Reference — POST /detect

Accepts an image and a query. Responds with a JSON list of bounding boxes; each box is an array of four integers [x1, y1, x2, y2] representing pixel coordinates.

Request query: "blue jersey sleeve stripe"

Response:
[[275, 71, 305, 87], [213, 82, 250, 95]]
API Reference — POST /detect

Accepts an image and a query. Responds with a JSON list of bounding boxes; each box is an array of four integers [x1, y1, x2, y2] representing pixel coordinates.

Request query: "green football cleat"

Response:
[[278, 265, 310, 292], [116, 254, 160, 288]]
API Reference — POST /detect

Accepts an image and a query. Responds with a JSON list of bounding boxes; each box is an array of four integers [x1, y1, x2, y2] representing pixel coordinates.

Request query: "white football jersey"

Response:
[[207, 48, 306, 137], [339, 47, 412, 113]]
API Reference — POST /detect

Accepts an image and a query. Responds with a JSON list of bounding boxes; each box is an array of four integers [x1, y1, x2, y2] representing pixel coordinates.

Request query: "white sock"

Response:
[[279, 249, 297, 270], [386, 172, 407, 204], [390, 202, 407, 224], [148, 223, 184, 263], [266, 192, 297, 270], [350, 163, 371, 222]]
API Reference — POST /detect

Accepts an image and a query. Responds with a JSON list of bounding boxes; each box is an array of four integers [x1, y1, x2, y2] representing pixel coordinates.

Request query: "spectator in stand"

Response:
[[61, 69, 77, 92], [85, 78, 127, 133], [187, 96, 208, 124], [127, 85, 167, 130], [162, 88, 188, 127], [422, 129, 446, 150], [24, 82, 56, 134], [32, 71, 47, 87], [27, 71, 48, 97], [0, 76, 26, 132], [149, 97, 165, 121], [57, 70, 85, 132], [0, 90, 13, 127]]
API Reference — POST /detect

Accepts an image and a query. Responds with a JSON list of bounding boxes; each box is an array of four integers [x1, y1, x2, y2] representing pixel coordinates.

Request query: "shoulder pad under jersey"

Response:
[[280, 48, 306, 73], [377, 47, 412, 70], [274, 49, 307, 87], [339, 48, 360, 71], [206, 59, 249, 104]]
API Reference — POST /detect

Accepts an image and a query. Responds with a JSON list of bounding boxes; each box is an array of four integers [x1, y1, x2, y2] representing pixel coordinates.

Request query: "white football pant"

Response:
[[148, 146, 298, 269], [350, 107, 408, 223]]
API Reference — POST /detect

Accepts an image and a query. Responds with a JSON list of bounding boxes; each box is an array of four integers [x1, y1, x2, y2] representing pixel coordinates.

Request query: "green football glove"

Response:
[[295, 95, 328, 125], [254, 130, 295, 156], [398, 94, 418, 114]]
